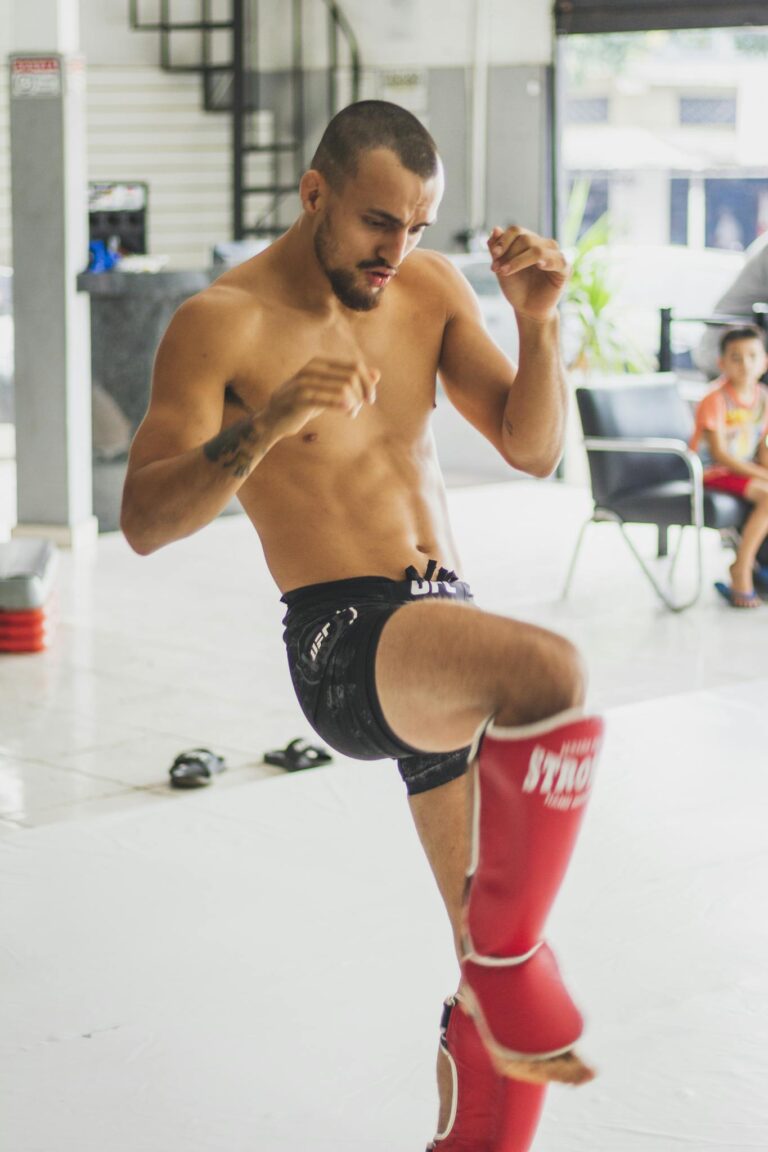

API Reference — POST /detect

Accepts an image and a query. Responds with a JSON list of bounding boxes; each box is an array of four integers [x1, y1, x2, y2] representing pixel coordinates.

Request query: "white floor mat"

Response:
[[3, 683, 768, 1151]]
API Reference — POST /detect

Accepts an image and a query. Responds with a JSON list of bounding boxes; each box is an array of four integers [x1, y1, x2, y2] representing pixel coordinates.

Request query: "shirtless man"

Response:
[[122, 101, 603, 1152]]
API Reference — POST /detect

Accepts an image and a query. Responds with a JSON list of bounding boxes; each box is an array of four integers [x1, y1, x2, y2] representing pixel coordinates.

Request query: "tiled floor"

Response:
[[5, 693, 768, 1151], [0, 476, 765, 828]]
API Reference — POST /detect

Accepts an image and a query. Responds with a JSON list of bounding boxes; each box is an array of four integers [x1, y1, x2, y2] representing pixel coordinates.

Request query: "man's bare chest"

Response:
[[224, 302, 445, 419]]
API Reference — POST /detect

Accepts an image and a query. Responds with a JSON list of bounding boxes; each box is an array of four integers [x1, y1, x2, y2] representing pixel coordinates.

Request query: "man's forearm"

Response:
[[121, 413, 278, 555], [501, 314, 567, 477]]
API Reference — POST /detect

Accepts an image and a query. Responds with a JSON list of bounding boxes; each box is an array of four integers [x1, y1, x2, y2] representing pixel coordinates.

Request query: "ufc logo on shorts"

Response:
[[410, 580, 458, 596], [310, 623, 332, 661], [309, 606, 358, 661]]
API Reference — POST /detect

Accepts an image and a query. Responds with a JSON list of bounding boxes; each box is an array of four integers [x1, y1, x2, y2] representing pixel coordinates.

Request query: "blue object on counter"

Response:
[[87, 239, 122, 273]]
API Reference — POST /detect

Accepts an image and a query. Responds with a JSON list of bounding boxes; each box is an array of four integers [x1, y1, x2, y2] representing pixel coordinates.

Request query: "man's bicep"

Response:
[[127, 393, 222, 473], [127, 303, 229, 471], [438, 302, 517, 450]]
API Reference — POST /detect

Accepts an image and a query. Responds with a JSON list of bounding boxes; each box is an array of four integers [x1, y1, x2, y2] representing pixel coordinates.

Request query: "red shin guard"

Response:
[[427, 995, 546, 1152], [462, 709, 604, 1064]]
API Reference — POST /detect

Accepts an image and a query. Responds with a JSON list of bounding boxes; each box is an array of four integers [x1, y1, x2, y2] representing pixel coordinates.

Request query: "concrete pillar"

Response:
[[486, 65, 553, 237], [688, 178, 707, 249], [9, 0, 97, 549]]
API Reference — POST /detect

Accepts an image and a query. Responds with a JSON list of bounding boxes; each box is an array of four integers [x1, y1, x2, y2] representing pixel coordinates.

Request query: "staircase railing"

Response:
[[128, 0, 362, 239]]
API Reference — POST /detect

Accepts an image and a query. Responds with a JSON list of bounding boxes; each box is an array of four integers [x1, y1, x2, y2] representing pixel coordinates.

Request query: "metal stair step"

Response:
[[242, 184, 298, 195], [131, 0, 363, 243], [133, 20, 234, 32], [165, 63, 233, 74], [242, 143, 298, 153]]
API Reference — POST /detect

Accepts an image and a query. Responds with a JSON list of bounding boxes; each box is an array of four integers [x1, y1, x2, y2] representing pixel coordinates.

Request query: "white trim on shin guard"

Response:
[[433, 1000, 459, 1143], [427, 994, 547, 1151]]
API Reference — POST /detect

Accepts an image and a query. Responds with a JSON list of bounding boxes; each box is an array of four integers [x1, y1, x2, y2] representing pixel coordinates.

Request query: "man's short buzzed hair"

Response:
[[720, 324, 766, 354], [310, 100, 439, 190]]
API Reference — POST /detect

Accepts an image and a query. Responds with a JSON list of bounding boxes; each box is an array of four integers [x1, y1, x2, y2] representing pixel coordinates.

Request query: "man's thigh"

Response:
[[374, 600, 582, 753]]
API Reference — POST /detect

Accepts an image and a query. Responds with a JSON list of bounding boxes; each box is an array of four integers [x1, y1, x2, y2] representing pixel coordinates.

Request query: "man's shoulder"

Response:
[[170, 275, 266, 342], [399, 249, 478, 310], [191, 271, 263, 313], [406, 248, 464, 281]]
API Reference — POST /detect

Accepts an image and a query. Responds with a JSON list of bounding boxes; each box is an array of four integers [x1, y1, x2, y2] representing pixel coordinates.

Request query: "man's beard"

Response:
[[314, 216, 381, 312]]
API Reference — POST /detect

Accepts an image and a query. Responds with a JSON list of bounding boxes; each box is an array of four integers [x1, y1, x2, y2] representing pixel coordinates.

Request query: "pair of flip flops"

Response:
[[264, 738, 333, 773], [168, 739, 333, 787], [169, 748, 227, 789]]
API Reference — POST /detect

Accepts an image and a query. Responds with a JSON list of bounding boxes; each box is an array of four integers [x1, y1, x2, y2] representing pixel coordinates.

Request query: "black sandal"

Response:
[[263, 738, 333, 772], [169, 748, 227, 789]]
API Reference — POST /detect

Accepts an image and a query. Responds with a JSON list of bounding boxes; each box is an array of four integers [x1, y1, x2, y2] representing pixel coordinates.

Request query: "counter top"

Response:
[[77, 269, 220, 297]]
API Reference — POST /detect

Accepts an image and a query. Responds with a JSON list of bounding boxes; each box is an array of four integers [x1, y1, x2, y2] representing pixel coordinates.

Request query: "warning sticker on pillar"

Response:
[[66, 56, 86, 96], [11, 57, 62, 100]]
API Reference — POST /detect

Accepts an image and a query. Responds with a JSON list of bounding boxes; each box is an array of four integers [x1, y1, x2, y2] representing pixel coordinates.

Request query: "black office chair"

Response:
[[562, 382, 749, 611]]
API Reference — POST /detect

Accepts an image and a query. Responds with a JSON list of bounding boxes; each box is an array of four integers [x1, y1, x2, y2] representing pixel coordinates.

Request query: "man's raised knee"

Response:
[[533, 634, 586, 720], [495, 632, 586, 727]]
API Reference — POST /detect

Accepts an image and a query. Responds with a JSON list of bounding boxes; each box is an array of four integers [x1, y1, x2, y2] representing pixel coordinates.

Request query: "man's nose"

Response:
[[377, 228, 410, 267]]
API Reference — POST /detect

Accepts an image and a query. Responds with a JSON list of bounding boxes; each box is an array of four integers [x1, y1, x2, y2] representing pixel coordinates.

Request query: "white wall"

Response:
[[0, 60, 230, 269], [0, 0, 554, 269], [85, 66, 230, 268], [77, 0, 554, 70], [0, 2, 10, 57], [80, 0, 233, 67], [76, 0, 552, 70], [320, 0, 552, 69]]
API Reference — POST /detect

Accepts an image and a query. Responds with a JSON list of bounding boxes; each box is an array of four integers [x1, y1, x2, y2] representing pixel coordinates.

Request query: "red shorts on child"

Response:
[[703, 467, 752, 497]]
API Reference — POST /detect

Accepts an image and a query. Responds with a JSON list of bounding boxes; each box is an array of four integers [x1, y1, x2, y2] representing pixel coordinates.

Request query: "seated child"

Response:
[[690, 325, 768, 607]]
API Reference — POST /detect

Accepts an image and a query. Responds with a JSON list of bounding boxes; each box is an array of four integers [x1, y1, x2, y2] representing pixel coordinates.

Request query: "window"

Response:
[[566, 97, 609, 124], [679, 96, 737, 126], [706, 178, 768, 250], [670, 178, 689, 245], [568, 177, 609, 237], [559, 26, 768, 370]]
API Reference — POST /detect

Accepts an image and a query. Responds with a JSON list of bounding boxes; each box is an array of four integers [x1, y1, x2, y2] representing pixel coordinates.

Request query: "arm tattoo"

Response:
[[204, 418, 259, 478]]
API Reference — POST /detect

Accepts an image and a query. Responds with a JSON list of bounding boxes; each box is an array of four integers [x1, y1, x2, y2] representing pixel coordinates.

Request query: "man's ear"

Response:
[[300, 169, 327, 215]]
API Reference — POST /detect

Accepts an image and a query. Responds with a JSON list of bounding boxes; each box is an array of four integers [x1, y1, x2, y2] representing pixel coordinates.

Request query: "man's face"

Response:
[[313, 147, 443, 312], [719, 337, 768, 387]]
